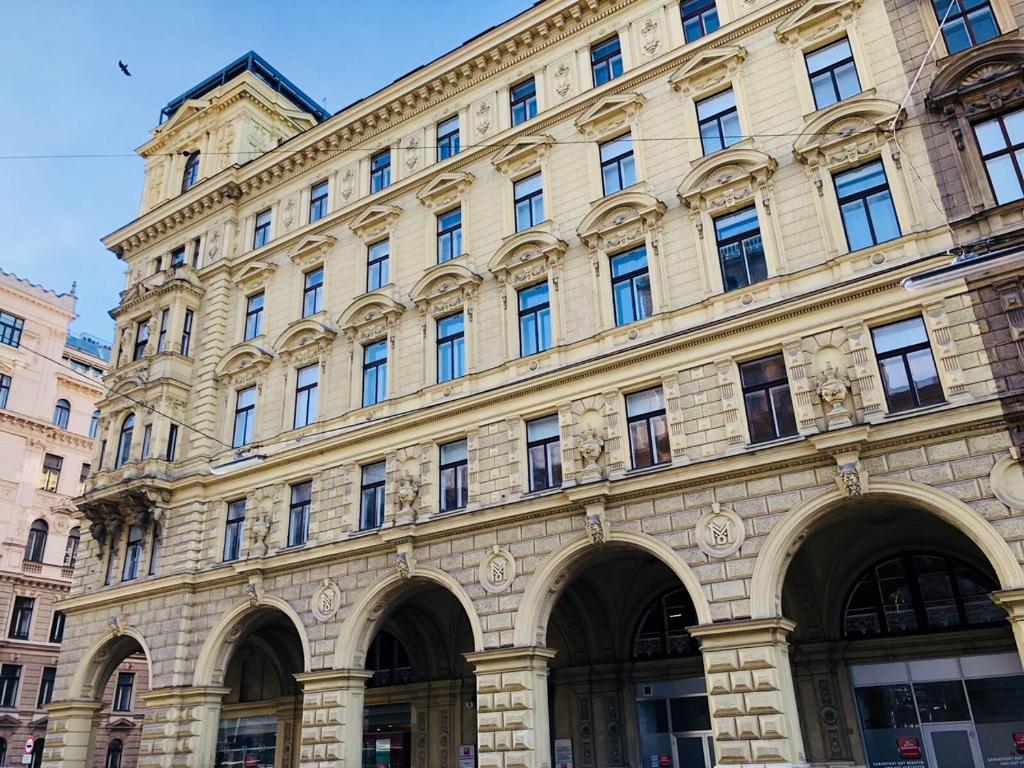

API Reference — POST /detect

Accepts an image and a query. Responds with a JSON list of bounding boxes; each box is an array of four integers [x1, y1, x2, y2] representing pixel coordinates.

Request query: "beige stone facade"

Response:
[[49, 1, 1024, 767]]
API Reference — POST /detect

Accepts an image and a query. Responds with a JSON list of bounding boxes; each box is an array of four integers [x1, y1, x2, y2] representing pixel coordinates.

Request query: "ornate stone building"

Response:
[[49, 1, 1024, 766]]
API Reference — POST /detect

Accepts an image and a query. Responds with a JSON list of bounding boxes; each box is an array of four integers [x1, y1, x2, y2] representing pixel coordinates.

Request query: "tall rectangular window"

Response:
[[806, 38, 861, 110], [309, 180, 329, 222], [626, 388, 670, 469], [367, 240, 390, 292], [0, 374, 10, 408], [48, 611, 65, 643], [140, 424, 152, 460], [8, 597, 33, 640], [40, 454, 62, 493], [974, 108, 1024, 205], [232, 386, 256, 448], [122, 524, 143, 581], [437, 116, 461, 161], [182, 151, 200, 191], [288, 481, 312, 547], [610, 247, 652, 326], [113, 672, 135, 712], [437, 313, 465, 383], [591, 36, 623, 86], [79, 463, 91, 484], [166, 424, 179, 462], [0, 665, 20, 708], [697, 89, 741, 155], [362, 340, 388, 407], [170, 246, 186, 268], [600, 134, 636, 196], [715, 206, 767, 292], [371, 149, 391, 193], [510, 78, 538, 126], [223, 499, 246, 562], [157, 309, 170, 353], [180, 309, 194, 356], [133, 319, 149, 361], [681, 0, 720, 42], [514, 173, 544, 232], [834, 160, 901, 251], [519, 282, 552, 356], [303, 267, 324, 317], [37, 667, 56, 708], [439, 439, 468, 513], [253, 209, 272, 249], [293, 364, 319, 429], [245, 292, 264, 340], [359, 462, 387, 530], [740, 354, 798, 443], [527, 415, 562, 492], [0, 311, 24, 348], [871, 317, 944, 412], [191, 236, 202, 268], [933, 0, 998, 53], [437, 208, 463, 263]]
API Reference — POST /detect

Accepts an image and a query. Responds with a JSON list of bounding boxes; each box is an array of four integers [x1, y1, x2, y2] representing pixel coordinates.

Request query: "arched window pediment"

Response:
[[678, 147, 778, 213], [488, 231, 568, 287], [927, 39, 1024, 117], [274, 319, 337, 365], [337, 292, 406, 343], [409, 263, 482, 317], [215, 342, 274, 384], [577, 190, 666, 252], [793, 97, 901, 167]]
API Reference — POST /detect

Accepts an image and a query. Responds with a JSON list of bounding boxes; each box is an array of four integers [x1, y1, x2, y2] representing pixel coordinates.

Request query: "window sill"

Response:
[[624, 461, 672, 478], [880, 400, 950, 420], [743, 433, 806, 451]]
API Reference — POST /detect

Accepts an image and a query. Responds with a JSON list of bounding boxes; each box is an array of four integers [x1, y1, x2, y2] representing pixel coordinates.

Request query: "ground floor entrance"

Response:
[[635, 679, 714, 768]]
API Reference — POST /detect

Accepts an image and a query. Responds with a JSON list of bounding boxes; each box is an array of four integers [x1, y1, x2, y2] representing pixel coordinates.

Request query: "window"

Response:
[[157, 310, 170, 354], [510, 78, 538, 126], [98, 440, 106, 471], [37, 667, 55, 708], [309, 180, 329, 222], [0, 375, 10, 409], [40, 454, 62, 493], [974, 108, 1024, 205], [293, 364, 319, 428], [527, 415, 562, 492], [437, 313, 465, 383], [367, 631, 413, 687], [367, 240, 390, 292], [0, 665, 20, 708], [362, 340, 388, 407], [697, 89, 741, 155], [591, 36, 623, 86], [244, 292, 264, 340], [871, 317, 944, 412], [63, 527, 79, 568], [303, 267, 324, 317], [89, 409, 100, 438], [288, 481, 312, 547], [514, 173, 544, 232], [113, 672, 134, 712], [223, 499, 246, 561], [681, 0, 720, 43], [25, 520, 47, 562], [151, 256, 162, 275], [610, 247, 653, 326], [105, 740, 123, 768], [714, 206, 767, 292], [0, 312, 24, 348], [132, 319, 149, 361], [437, 208, 463, 263], [933, 0, 998, 54], [116, 414, 134, 466], [371, 149, 391, 193], [170, 246, 186, 268], [633, 588, 700, 658], [48, 611, 65, 643], [181, 309, 194, 356], [232, 387, 256, 447], [359, 462, 387, 530], [149, 523, 161, 576], [0, 738, 6, 766], [8, 597, 33, 640], [140, 424, 152, 460], [166, 424, 179, 461], [253, 209, 272, 249], [181, 151, 200, 192], [806, 38, 861, 110], [52, 399, 70, 429], [122, 524, 143, 581], [104, 531, 118, 586], [834, 160, 901, 250], [79, 463, 91, 484], [518, 282, 552, 356], [600, 133, 637, 196], [437, 115, 460, 161], [626, 388, 670, 469], [439, 439, 468, 513], [191, 237, 202, 268], [739, 354, 798, 443]]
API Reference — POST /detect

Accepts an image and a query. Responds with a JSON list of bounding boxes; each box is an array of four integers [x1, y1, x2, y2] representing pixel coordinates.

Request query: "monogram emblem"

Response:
[[479, 546, 516, 593], [695, 504, 745, 558], [311, 578, 342, 621]]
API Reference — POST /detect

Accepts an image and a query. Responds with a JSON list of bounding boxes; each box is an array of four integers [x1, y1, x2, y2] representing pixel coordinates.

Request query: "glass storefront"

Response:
[[363, 703, 413, 768], [636, 679, 715, 768], [216, 715, 278, 768], [851, 652, 1024, 768]]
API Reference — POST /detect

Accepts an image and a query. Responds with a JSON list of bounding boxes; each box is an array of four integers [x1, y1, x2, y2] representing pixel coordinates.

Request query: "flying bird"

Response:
[[118, 60, 131, 77]]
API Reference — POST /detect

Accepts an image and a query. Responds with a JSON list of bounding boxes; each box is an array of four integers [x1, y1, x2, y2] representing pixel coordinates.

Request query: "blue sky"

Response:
[[0, 0, 531, 338]]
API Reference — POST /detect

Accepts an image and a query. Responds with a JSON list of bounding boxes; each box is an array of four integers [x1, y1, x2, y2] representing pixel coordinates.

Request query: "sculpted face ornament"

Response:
[[837, 463, 863, 496], [395, 551, 412, 580]]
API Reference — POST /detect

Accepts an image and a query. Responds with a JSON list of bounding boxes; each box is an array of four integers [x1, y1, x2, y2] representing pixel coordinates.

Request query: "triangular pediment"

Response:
[[574, 93, 645, 136], [232, 260, 277, 287], [776, 0, 862, 43], [287, 234, 336, 265], [416, 172, 474, 210], [349, 205, 402, 241], [491, 135, 554, 175], [155, 99, 207, 135], [669, 46, 747, 94], [107, 715, 137, 729], [0, 713, 20, 727]]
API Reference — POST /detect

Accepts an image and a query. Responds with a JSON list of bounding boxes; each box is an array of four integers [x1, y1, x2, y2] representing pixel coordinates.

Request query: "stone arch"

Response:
[[750, 478, 1024, 619], [926, 37, 1024, 108], [336, 291, 405, 337], [576, 189, 666, 248], [409, 262, 482, 308], [68, 626, 154, 701], [333, 564, 484, 669], [792, 97, 901, 163], [272, 317, 336, 355], [214, 342, 274, 379], [513, 528, 712, 647], [677, 146, 778, 207]]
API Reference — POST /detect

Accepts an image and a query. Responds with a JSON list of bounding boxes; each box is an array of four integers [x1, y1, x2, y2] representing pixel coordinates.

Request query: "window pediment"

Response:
[[491, 135, 554, 176], [775, 0, 862, 45], [349, 205, 402, 242], [669, 46, 747, 96], [274, 318, 337, 364], [678, 147, 778, 212], [574, 93, 645, 138], [287, 234, 336, 266], [215, 342, 274, 385], [793, 97, 901, 167], [577, 190, 666, 251], [114, 268, 204, 318], [409, 262, 482, 316], [488, 231, 568, 287], [416, 172, 474, 211], [232, 260, 277, 290], [338, 292, 406, 342], [927, 39, 1024, 117]]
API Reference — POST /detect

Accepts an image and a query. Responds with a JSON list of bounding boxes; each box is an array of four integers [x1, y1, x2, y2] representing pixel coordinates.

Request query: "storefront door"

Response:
[[920, 723, 983, 768], [672, 734, 714, 768]]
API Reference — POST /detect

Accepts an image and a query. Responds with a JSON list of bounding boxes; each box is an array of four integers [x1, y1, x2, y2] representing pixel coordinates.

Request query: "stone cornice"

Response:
[[0, 410, 95, 451]]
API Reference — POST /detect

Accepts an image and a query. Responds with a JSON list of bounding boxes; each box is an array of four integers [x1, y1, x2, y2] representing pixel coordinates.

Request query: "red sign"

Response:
[[658, 755, 671, 768], [1014, 732, 1024, 755], [897, 737, 921, 760], [24, 738, 33, 755]]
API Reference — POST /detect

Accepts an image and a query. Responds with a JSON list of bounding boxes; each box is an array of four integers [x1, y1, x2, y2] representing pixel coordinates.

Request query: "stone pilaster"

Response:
[[294, 668, 373, 768], [991, 589, 1024, 665], [690, 619, 807, 768], [141, 686, 229, 768], [42, 700, 104, 768], [466, 647, 556, 768]]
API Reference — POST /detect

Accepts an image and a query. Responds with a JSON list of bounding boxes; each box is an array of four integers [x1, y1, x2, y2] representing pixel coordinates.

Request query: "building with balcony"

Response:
[[49, 2, 1024, 767]]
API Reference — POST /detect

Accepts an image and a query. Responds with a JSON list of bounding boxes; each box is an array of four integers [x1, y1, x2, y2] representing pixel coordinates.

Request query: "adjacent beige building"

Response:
[[47, 1, 1024, 767]]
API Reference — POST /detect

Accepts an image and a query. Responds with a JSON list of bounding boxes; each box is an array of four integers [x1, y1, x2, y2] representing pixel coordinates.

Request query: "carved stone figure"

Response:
[[837, 464, 863, 496], [816, 362, 852, 429], [585, 514, 605, 544], [578, 426, 604, 470], [245, 582, 260, 607], [397, 475, 419, 517], [395, 551, 412, 580], [250, 513, 270, 557]]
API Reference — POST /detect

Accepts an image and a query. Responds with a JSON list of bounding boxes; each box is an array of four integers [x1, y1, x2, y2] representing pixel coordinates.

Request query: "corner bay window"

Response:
[[681, 0, 719, 43], [223, 499, 246, 562], [309, 180, 329, 222], [8, 598, 33, 640], [514, 173, 544, 232], [288, 481, 312, 547], [244, 292, 264, 340], [933, 0, 998, 54], [834, 160, 900, 251], [527, 415, 562, 492], [697, 89, 741, 155], [871, 316, 944, 412], [591, 36, 623, 86], [360, 461, 386, 530], [625, 388, 670, 469], [252, 209, 272, 250], [437, 208, 463, 263], [510, 77, 538, 125], [437, 313, 465, 383], [610, 247, 652, 326], [439, 439, 468, 513], [293, 364, 319, 429], [367, 240, 390, 292], [806, 38, 861, 110], [362, 339, 388, 407], [519, 282, 552, 356], [437, 115, 460, 161], [715, 205, 767, 292], [303, 267, 324, 317], [600, 133, 636, 196], [974, 107, 1024, 205], [371, 149, 391, 193], [232, 386, 256, 448], [739, 353, 798, 443]]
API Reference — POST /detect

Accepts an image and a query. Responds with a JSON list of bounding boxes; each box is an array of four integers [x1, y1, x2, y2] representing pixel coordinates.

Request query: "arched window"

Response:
[[104, 739, 123, 768], [24, 519, 48, 563], [89, 409, 100, 438], [115, 414, 134, 468], [122, 524, 143, 581], [30, 738, 43, 768], [366, 630, 413, 687], [632, 588, 699, 659], [52, 399, 70, 429], [843, 552, 1005, 638], [63, 526, 80, 568], [181, 151, 201, 192], [0, 737, 7, 766]]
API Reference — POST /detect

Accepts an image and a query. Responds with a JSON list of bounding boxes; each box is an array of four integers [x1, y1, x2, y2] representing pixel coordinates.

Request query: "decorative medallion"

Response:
[[479, 545, 516, 593], [312, 578, 342, 621], [990, 455, 1024, 509], [694, 503, 745, 558]]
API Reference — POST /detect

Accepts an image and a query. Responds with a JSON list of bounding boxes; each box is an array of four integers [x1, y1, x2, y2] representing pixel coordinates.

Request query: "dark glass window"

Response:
[[715, 206, 767, 292], [437, 313, 465, 383], [806, 38, 861, 109], [600, 133, 637, 196], [437, 115, 460, 161], [0, 312, 24, 348], [132, 319, 149, 361], [740, 354, 798, 443], [519, 282, 552, 356], [626, 388, 670, 469], [309, 180, 329, 223], [359, 461, 386, 530], [591, 36, 623, 86], [367, 631, 414, 687], [367, 240, 390, 292], [170, 246, 186, 268], [0, 375, 10, 409], [697, 89, 741, 155], [633, 588, 699, 658], [362, 340, 388, 407], [48, 611, 65, 643], [244, 292, 264, 340], [157, 308, 169, 353], [79, 462, 91, 484], [0, 665, 20, 708], [974, 108, 1024, 205], [63, 527, 79, 568], [104, 531, 118, 586], [223, 499, 246, 562], [122, 524, 143, 581], [52, 399, 70, 429], [166, 424, 179, 462], [25, 519, 47, 562], [527, 415, 562, 492], [191, 237, 202, 268], [510, 78, 538, 126], [181, 309, 193, 356], [294, 364, 318, 429], [8, 598, 33, 640], [288, 481, 312, 547], [105, 740, 123, 768], [439, 439, 468, 513], [834, 160, 901, 250], [681, 0, 720, 43], [303, 267, 324, 317], [933, 0, 999, 54], [40, 454, 62, 493], [113, 672, 134, 712], [371, 149, 391, 193], [116, 414, 134, 466], [140, 424, 152, 460], [88, 409, 99, 438], [871, 317, 944, 412], [181, 152, 200, 192], [437, 208, 463, 263], [252, 209, 272, 249], [232, 386, 256, 447], [514, 173, 544, 232], [610, 247, 652, 326]]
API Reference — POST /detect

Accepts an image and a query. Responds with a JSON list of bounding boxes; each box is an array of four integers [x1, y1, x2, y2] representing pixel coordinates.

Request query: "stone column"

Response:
[[689, 619, 807, 767], [294, 668, 373, 768], [466, 647, 556, 768], [42, 700, 103, 767], [136, 686, 230, 768], [991, 589, 1024, 664]]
